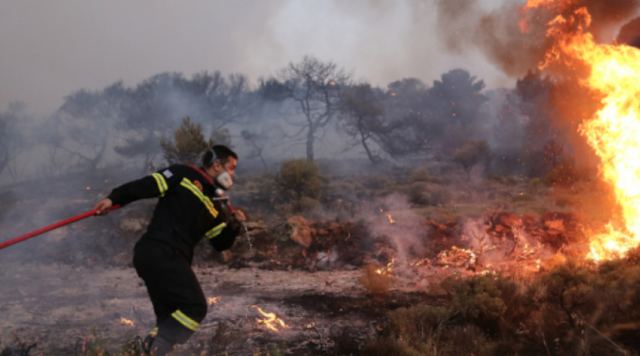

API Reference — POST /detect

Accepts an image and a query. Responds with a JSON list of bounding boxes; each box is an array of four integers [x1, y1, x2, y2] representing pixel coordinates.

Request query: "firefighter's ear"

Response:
[[212, 159, 224, 171]]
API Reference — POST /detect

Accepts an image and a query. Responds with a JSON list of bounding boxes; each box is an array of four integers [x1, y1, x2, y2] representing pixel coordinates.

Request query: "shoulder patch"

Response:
[[162, 169, 173, 178]]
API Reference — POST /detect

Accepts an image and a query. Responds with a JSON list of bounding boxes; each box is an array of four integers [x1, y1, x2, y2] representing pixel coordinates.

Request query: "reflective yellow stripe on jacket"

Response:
[[151, 173, 169, 197], [171, 310, 199, 331], [180, 178, 219, 218], [205, 222, 227, 240]]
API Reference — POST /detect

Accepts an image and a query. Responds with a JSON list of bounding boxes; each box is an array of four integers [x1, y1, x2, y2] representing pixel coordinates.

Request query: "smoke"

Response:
[[435, 0, 640, 77], [617, 16, 640, 46], [358, 194, 426, 269]]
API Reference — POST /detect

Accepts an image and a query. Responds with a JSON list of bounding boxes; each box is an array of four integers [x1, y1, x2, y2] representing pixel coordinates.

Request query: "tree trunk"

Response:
[[306, 127, 315, 161], [358, 117, 377, 164]]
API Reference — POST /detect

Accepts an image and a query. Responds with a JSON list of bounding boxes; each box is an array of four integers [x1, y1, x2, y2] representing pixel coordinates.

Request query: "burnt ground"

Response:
[[0, 164, 617, 355], [0, 264, 438, 355]]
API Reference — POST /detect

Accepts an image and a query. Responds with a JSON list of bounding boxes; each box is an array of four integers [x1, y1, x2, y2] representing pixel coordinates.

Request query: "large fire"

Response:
[[523, 1, 640, 261]]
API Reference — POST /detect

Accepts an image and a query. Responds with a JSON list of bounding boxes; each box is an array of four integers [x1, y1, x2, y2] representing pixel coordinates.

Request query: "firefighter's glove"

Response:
[[226, 214, 244, 237]]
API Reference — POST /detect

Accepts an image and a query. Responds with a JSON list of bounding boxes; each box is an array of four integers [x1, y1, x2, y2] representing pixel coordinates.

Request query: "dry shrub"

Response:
[[362, 176, 396, 194], [405, 182, 450, 206], [0, 339, 37, 356], [407, 168, 439, 184], [366, 257, 640, 354], [388, 304, 450, 352], [360, 264, 393, 295], [360, 338, 421, 356], [544, 159, 581, 186]]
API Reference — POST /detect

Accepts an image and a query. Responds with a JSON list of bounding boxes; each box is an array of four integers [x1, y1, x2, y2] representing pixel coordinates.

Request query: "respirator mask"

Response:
[[207, 148, 234, 194], [215, 170, 233, 191]]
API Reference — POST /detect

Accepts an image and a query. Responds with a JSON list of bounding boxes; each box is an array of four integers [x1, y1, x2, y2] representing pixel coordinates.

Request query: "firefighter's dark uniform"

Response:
[[107, 164, 239, 347]]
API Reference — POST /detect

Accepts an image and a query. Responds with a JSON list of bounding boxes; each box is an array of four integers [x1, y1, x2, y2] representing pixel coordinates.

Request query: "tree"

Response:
[[428, 69, 488, 152], [160, 117, 216, 165], [376, 78, 434, 158], [241, 129, 269, 170], [453, 140, 490, 179], [115, 71, 249, 168], [0, 102, 25, 178], [338, 83, 386, 164], [278, 56, 350, 161], [52, 82, 125, 170]]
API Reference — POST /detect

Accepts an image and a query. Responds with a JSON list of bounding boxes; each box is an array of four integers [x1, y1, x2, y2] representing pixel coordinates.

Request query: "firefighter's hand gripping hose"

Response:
[[0, 205, 121, 250]]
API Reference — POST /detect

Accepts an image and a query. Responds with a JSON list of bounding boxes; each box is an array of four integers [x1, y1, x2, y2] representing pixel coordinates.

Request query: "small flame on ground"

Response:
[[119, 317, 135, 327], [375, 257, 395, 275], [208, 296, 221, 305], [252, 305, 288, 332], [386, 213, 396, 225]]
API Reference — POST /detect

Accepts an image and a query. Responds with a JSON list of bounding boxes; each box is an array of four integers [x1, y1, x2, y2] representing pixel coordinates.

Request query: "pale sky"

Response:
[[0, 0, 512, 114]]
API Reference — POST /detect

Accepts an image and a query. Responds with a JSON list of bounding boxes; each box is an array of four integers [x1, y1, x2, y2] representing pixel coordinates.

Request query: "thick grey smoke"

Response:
[[434, 0, 640, 77], [0, 0, 510, 114]]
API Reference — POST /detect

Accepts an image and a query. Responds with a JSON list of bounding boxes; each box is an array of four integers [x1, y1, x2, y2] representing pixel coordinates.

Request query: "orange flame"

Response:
[[386, 213, 396, 225], [207, 296, 221, 305], [119, 317, 135, 327], [252, 305, 289, 332], [525, 1, 640, 261], [375, 257, 395, 275]]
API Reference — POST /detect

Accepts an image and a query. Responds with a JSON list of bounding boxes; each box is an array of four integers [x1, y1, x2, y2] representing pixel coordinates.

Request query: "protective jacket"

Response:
[[108, 164, 239, 262]]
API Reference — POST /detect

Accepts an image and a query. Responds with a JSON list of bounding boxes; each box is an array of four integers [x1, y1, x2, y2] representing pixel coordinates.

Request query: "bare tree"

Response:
[[278, 56, 350, 161], [52, 83, 125, 170], [241, 129, 269, 170]]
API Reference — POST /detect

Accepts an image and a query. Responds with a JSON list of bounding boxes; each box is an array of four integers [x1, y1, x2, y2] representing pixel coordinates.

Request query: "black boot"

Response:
[[150, 336, 173, 356]]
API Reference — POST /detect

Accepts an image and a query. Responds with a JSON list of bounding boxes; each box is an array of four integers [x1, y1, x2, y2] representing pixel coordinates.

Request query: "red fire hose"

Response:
[[0, 205, 121, 250]]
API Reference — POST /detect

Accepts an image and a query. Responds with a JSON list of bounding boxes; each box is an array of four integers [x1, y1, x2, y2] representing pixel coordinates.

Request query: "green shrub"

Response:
[[388, 304, 450, 350], [441, 275, 522, 334], [275, 159, 326, 212]]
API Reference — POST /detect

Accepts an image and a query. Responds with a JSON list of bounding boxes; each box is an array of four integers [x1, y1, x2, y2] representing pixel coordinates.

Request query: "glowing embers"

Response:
[[207, 296, 221, 306], [436, 246, 477, 269], [375, 257, 395, 276], [252, 305, 289, 332], [119, 317, 135, 327], [386, 213, 396, 225]]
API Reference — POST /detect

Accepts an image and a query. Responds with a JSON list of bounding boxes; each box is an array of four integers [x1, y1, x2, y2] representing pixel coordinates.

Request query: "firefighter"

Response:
[[94, 145, 245, 355]]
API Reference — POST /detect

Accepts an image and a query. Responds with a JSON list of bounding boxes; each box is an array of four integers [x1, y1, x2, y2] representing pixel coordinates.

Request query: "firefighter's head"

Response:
[[202, 145, 238, 190]]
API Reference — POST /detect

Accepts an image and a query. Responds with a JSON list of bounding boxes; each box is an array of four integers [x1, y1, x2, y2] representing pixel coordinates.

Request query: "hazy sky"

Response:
[[0, 0, 512, 114]]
